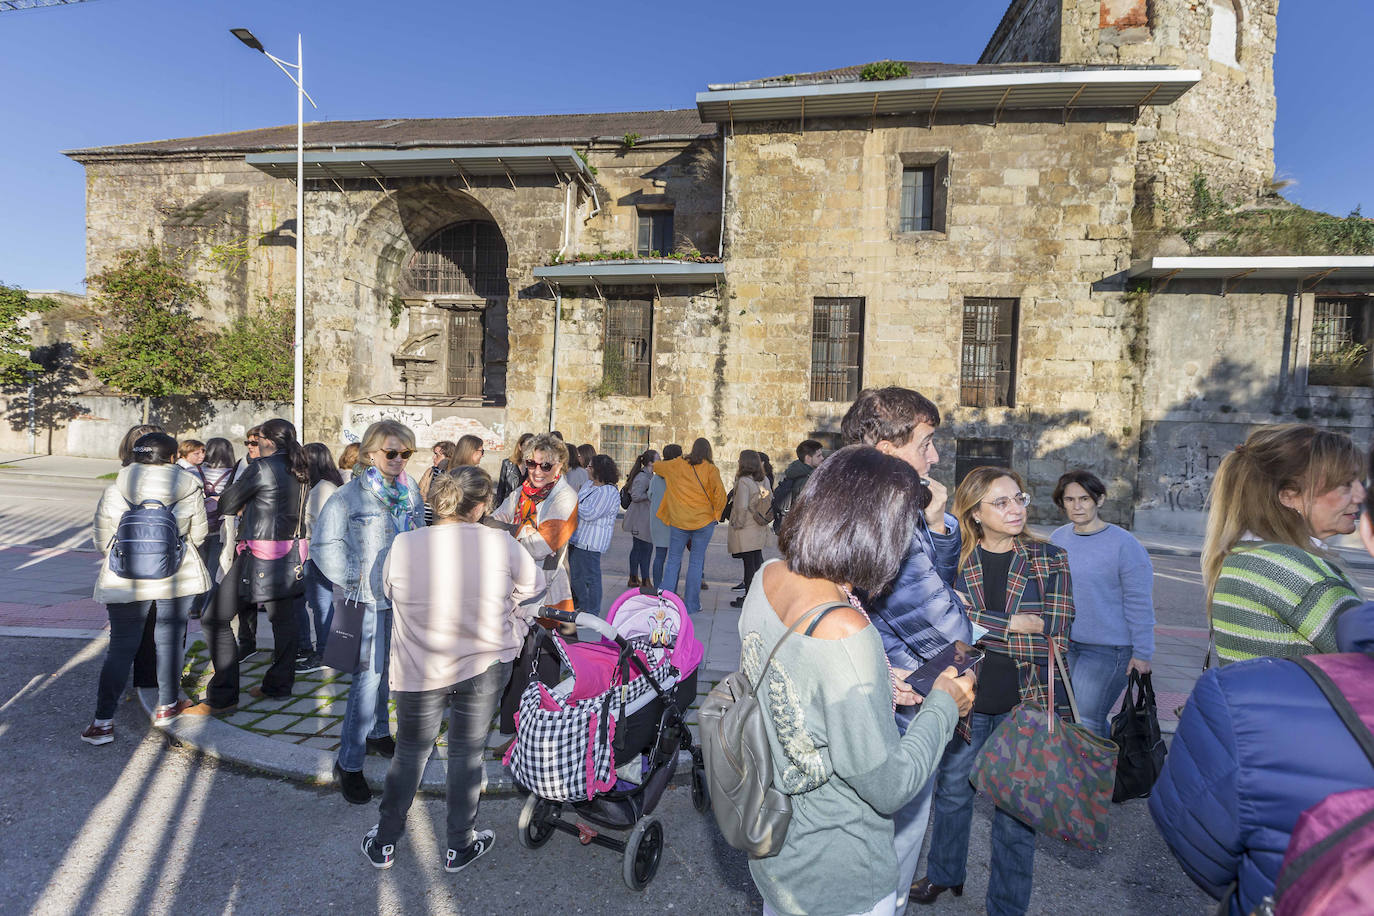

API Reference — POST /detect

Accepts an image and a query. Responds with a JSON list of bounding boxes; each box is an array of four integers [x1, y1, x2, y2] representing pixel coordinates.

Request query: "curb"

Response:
[[0, 470, 113, 485], [1141, 543, 1374, 570]]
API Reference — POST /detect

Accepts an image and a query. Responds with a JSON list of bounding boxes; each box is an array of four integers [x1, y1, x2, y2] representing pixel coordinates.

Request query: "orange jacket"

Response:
[[653, 457, 728, 531]]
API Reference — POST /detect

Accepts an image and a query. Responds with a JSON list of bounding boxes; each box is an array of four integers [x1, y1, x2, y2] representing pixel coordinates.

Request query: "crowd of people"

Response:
[[75, 395, 1373, 914]]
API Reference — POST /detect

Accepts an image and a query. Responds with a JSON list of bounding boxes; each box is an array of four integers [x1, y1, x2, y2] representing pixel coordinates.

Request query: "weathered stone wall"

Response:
[[721, 112, 1142, 523], [981, 0, 1063, 63], [578, 139, 722, 256]]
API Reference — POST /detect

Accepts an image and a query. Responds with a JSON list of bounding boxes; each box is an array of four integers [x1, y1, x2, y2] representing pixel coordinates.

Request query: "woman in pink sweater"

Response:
[[363, 468, 543, 872]]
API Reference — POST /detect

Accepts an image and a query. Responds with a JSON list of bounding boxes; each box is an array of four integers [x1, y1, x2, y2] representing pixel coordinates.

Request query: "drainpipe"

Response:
[[547, 281, 561, 430], [558, 176, 572, 258], [718, 124, 729, 257]]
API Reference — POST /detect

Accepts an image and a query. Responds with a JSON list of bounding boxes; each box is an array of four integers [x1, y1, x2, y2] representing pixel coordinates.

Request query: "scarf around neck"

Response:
[[361, 466, 420, 533], [515, 476, 558, 529]]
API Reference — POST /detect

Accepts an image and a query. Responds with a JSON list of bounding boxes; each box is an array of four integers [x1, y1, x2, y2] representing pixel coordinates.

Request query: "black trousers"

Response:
[[738, 550, 764, 593], [201, 551, 298, 707]]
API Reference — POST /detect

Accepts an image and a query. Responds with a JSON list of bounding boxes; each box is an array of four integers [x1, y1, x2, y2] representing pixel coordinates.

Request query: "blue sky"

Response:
[[0, 0, 1368, 292]]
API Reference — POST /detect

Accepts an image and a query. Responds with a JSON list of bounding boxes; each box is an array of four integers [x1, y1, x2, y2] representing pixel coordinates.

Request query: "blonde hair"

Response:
[[524, 433, 569, 472], [1202, 424, 1362, 605], [508, 433, 534, 464], [952, 466, 1036, 571], [178, 439, 205, 459], [359, 420, 417, 466], [339, 443, 360, 472], [426, 469, 492, 521]]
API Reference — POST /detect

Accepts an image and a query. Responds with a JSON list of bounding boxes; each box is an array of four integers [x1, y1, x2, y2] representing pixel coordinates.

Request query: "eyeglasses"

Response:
[[982, 492, 1031, 512], [525, 459, 556, 472], [244, 439, 259, 447], [378, 449, 414, 460]]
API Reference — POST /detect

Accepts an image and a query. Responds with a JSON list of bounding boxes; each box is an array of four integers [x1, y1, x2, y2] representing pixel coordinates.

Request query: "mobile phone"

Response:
[[904, 642, 983, 697]]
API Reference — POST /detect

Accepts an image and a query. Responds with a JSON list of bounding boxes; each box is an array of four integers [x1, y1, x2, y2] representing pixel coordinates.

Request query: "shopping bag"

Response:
[[971, 638, 1118, 850], [321, 591, 365, 673], [1110, 670, 1167, 802]]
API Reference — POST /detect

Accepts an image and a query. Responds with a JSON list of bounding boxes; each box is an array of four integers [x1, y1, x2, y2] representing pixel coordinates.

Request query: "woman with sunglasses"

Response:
[[312, 420, 426, 805], [911, 467, 1074, 916]]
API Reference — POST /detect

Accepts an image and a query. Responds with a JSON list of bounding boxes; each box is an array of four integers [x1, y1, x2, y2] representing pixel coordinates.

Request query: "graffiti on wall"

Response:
[[341, 405, 506, 452], [1143, 422, 1237, 512]]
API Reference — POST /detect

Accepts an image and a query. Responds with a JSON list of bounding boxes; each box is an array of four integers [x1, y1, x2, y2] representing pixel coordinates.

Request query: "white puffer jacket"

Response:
[[92, 464, 210, 604]]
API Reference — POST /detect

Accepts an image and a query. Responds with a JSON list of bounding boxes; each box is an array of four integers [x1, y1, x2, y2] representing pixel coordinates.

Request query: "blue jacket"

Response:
[[1149, 603, 1374, 915], [310, 476, 424, 608]]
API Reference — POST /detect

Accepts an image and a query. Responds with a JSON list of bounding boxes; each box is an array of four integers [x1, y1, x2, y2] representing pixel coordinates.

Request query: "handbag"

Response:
[[1110, 670, 1167, 802], [971, 637, 1119, 850], [239, 482, 308, 603], [321, 589, 366, 673]]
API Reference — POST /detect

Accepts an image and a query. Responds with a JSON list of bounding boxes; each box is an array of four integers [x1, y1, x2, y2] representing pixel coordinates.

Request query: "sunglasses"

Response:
[[244, 439, 259, 447], [377, 449, 414, 460], [524, 459, 556, 472]]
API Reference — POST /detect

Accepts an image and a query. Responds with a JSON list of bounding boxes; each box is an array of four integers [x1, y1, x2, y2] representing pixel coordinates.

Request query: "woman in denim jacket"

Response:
[[311, 420, 424, 805]]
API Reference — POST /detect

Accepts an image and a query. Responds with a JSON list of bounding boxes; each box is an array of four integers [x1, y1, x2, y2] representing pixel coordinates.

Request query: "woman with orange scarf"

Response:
[[491, 433, 578, 628]]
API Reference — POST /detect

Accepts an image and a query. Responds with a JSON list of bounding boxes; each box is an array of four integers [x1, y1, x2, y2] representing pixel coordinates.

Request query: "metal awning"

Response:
[[244, 145, 591, 180], [696, 69, 1200, 122], [533, 261, 725, 286], [1128, 256, 1374, 284]]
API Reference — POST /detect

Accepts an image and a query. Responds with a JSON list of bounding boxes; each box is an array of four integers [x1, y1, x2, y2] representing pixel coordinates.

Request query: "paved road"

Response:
[[3, 635, 1210, 916], [0, 475, 106, 550]]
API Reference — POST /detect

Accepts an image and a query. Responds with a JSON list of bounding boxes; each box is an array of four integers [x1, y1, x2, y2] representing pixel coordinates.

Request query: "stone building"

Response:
[[60, 0, 1374, 534]]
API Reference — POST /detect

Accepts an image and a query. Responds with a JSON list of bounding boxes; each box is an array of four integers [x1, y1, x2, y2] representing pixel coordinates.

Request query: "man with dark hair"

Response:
[[770, 438, 826, 535], [840, 385, 972, 910]]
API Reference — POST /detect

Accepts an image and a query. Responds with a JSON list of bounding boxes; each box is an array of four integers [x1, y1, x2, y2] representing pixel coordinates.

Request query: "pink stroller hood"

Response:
[[604, 588, 703, 675]]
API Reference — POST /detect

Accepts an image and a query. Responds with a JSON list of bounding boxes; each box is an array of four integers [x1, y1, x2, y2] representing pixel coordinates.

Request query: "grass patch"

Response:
[[98, 471, 118, 479]]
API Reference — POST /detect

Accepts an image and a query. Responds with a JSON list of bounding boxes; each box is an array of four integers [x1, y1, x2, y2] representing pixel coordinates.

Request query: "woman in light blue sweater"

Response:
[[1049, 469, 1155, 737]]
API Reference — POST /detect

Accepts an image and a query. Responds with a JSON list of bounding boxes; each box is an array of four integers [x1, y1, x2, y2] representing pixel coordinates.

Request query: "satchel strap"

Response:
[[1045, 637, 1083, 733], [752, 600, 850, 692]]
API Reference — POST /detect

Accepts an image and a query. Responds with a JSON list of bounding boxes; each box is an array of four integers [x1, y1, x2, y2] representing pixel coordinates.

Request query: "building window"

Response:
[[406, 221, 508, 298], [446, 311, 485, 398], [960, 297, 1019, 408], [810, 297, 865, 402], [636, 209, 674, 256], [1309, 297, 1372, 387], [954, 438, 1013, 487], [600, 424, 650, 474], [1207, 0, 1239, 67], [603, 298, 653, 397], [901, 167, 935, 232]]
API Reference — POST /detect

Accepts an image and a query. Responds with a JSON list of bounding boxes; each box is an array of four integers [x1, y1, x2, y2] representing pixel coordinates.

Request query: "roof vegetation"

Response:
[[1180, 173, 1374, 256], [859, 60, 911, 81]]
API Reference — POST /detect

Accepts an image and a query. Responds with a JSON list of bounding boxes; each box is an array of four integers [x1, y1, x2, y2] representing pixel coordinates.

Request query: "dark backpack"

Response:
[[107, 496, 186, 580]]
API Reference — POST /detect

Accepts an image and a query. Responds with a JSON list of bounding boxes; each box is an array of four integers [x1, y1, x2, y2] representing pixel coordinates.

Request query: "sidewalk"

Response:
[[0, 452, 121, 483]]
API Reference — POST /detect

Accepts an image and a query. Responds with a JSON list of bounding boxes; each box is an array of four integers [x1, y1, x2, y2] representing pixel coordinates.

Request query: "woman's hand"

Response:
[[891, 668, 922, 707], [1007, 613, 1044, 634], [1128, 657, 1152, 675], [931, 666, 975, 717]]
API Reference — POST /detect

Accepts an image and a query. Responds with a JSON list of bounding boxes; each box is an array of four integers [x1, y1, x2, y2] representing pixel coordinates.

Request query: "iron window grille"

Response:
[[603, 299, 653, 397], [600, 425, 650, 475], [900, 167, 936, 232], [1309, 298, 1372, 387], [811, 297, 865, 402], [636, 210, 674, 256], [954, 438, 1014, 487], [447, 311, 485, 399], [960, 297, 1019, 408], [406, 221, 508, 298]]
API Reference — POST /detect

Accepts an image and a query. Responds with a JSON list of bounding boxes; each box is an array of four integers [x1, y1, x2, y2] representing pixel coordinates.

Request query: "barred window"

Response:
[[900, 167, 935, 232], [603, 298, 653, 397], [636, 210, 674, 256], [954, 438, 1013, 487], [600, 425, 650, 475], [811, 297, 864, 402], [1309, 298, 1372, 387], [447, 311, 484, 398], [960, 297, 1019, 408], [406, 221, 508, 298]]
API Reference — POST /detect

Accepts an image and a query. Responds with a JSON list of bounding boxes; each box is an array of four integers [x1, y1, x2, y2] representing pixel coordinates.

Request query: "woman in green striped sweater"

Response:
[[1202, 424, 1365, 665]]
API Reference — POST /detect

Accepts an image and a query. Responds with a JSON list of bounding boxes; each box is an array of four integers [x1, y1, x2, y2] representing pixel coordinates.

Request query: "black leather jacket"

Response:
[[217, 453, 308, 541]]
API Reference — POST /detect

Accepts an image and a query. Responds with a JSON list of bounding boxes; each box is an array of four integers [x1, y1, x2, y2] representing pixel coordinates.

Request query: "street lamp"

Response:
[[232, 28, 317, 433]]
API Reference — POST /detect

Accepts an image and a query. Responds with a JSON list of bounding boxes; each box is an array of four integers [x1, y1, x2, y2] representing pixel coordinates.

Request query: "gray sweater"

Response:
[[738, 578, 958, 916]]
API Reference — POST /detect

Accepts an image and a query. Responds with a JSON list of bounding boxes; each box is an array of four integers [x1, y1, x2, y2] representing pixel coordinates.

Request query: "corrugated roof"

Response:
[[707, 60, 1175, 90], [65, 109, 714, 159]]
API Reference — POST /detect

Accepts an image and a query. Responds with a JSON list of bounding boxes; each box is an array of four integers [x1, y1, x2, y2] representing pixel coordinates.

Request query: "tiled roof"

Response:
[[66, 109, 714, 159], [707, 59, 1175, 91]]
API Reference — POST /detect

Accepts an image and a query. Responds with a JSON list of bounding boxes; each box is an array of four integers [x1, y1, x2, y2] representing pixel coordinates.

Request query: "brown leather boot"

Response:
[[909, 877, 964, 905]]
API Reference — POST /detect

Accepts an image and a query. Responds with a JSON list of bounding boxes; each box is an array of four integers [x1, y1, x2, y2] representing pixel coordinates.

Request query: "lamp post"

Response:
[[231, 28, 317, 432]]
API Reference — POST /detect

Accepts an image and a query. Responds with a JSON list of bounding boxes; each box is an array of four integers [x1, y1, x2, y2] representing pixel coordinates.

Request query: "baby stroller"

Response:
[[505, 587, 709, 890]]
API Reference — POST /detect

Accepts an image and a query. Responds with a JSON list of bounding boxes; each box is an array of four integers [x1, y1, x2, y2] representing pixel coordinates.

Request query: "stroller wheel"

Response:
[[518, 794, 555, 850], [691, 765, 711, 814], [622, 815, 663, 891]]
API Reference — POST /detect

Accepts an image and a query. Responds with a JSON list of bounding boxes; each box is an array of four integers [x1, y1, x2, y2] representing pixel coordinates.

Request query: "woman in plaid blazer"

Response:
[[911, 467, 1075, 916]]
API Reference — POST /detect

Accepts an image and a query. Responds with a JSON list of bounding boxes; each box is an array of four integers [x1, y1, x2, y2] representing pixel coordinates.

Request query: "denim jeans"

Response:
[[926, 710, 1037, 916], [376, 660, 511, 851], [568, 544, 604, 616], [892, 775, 936, 906], [628, 537, 653, 582], [95, 595, 194, 718], [337, 604, 392, 772], [651, 546, 668, 588], [1068, 641, 1133, 738], [294, 560, 334, 656], [661, 522, 716, 615]]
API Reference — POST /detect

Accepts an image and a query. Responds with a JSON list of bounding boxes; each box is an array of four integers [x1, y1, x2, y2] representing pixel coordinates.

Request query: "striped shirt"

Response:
[[1211, 542, 1362, 665], [570, 482, 621, 553]]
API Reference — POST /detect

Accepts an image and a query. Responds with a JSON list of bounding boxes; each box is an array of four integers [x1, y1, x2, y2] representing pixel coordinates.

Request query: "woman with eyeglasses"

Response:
[[910, 467, 1074, 916], [452, 434, 486, 469], [311, 420, 426, 805]]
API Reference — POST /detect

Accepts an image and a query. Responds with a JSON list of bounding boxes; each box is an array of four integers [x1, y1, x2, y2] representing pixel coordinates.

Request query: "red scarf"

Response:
[[515, 476, 558, 529]]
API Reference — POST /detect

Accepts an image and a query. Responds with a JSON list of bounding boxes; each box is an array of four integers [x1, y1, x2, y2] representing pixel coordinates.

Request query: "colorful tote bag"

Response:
[[971, 637, 1119, 850]]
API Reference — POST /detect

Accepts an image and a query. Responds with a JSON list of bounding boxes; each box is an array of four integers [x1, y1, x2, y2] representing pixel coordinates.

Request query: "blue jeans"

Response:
[[337, 604, 392, 772], [568, 544, 604, 616], [926, 711, 1037, 916], [661, 522, 716, 615], [376, 660, 512, 851], [651, 546, 668, 588], [295, 560, 334, 656], [1068, 641, 1133, 738], [628, 537, 653, 583], [893, 774, 936, 906], [95, 595, 193, 718]]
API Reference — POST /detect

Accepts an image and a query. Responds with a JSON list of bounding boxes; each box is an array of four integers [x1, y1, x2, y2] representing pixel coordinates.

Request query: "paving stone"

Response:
[[251, 714, 303, 732], [287, 716, 335, 736], [225, 711, 266, 727], [317, 721, 342, 738], [297, 737, 339, 750], [310, 682, 352, 698], [283, 696, 338, 715], [243, 695, 297, 712]]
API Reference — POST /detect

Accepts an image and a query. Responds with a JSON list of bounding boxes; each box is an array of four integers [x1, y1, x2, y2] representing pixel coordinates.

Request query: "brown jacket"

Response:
[[727, 475, 773, 555]]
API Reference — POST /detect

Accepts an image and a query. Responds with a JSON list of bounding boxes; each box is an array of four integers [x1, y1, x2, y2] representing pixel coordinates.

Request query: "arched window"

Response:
[[1207, 0, 1240, 67], [405, 220, 508, 298]]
